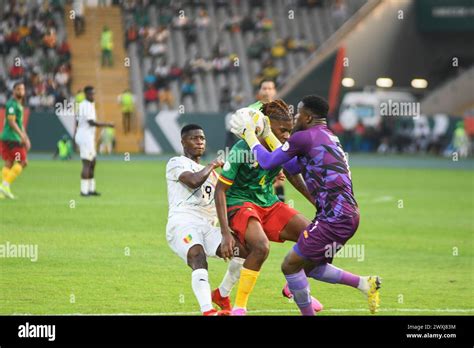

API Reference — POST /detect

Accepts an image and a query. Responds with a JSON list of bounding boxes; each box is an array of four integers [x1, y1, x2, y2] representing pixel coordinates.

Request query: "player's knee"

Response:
[[281, 251, 302, 275], [187, 245, 207, 269], [281, 258, 292, 275], [251, 240, 270, 261]]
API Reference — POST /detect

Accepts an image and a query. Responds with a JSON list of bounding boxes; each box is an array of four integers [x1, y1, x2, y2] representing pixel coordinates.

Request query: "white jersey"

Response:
[[166, 156, 218, 222], [75, 99, 96, 141]]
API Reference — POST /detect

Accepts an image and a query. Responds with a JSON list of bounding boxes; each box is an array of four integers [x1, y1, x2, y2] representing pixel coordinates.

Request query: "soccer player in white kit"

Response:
[[74, 86, 114, 196], [166, 124, 247, 316]]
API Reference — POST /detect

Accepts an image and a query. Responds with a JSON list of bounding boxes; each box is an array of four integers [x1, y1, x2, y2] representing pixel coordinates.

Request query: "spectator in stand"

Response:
[[247, 36, 266, 60], [169, 64, 183, 80], [6, 23, 21, 49], [181, 76, 196, 103], [159, 84, 175, 110], [149, 39, 167, 58], [9, 64, 24, 79], [29, 91, 41, 110], [212, 53, 231, 75], [0, 29, 7, 54], [262, 59, 280, 80], [173, 11, 189, 29], [195, 9, 210, 29], [73, 0, 85, 36], [42, 27, 57, 55], [224, 12, 242, 33], [190, 55, 212, 74], [57, 40, 71, 63], [284, 36, 297, 52], [271, 39, 287, 59], [144, 69, 157, 86], [54, 64, 70, 95], [297, 34, 316, 54], [256, 12, 273, 32], [331, 0, 348, 28], [154, 62, 170, 88], [183, 22, 198, 47], [241, 14, 256, 33], [156, 26, 169, 43], [19, 36, 34, 57], [125, 24, 138, 47], [228, 53, 239, 73], [144, 83, 159, 105]]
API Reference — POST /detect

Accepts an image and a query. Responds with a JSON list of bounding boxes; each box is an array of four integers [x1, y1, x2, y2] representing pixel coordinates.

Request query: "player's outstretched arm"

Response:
[[178, 158, 223, 189], [214, 180, 235, 261]]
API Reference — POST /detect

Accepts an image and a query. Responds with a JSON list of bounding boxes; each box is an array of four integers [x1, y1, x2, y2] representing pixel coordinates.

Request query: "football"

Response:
[[235, 107, 265, 136]]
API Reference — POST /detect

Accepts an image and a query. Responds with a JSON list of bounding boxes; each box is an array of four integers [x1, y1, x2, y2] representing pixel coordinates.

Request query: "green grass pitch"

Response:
[[0, 156, 472, 315]]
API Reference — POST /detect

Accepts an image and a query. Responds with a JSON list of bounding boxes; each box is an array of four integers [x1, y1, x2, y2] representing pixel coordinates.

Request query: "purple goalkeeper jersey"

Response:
[[253, 124, 358, 222]]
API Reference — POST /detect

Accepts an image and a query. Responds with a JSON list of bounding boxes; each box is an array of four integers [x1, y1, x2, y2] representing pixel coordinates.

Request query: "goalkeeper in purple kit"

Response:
[[230, 95, 381, 315]]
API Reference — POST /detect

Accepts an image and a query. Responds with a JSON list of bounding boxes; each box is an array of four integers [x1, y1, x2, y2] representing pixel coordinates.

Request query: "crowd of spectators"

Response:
[[121, 0, 331, 111], [0, 0, 72, 110]]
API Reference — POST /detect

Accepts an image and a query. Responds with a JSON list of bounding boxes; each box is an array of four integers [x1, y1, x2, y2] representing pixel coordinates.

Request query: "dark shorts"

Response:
[[293, 214, 360, 265], [0, 140, 27, 162], [228, 201, 299, 245]]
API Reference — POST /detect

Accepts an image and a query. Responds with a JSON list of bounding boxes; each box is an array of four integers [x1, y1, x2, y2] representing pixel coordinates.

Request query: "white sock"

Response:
[[191, 269, 213, 313], [89, 178, 96, 192], [81, 179, 89, 194], [357, 276, 370, 295], [218, 257, 244, 297]]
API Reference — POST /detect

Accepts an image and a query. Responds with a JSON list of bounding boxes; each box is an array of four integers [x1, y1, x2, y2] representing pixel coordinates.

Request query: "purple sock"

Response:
[[309, 263, 360, 288], [284, 270, 315, 316]]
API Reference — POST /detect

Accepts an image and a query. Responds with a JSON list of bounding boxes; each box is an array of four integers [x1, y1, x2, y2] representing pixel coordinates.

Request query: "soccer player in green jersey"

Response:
[[215, 99, 321, 315], [249, 79, 287, 202], [0, 82, 30, 199]]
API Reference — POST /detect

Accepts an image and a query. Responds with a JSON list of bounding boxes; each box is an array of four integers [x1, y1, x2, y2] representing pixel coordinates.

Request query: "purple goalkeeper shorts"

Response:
[[293, 214, 360, 265]]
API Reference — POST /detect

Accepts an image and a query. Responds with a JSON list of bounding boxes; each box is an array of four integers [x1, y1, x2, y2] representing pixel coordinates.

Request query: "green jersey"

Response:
[[1, 98, 24, 142], [219, 140, 281, 207], [248, 100, 263, 111]]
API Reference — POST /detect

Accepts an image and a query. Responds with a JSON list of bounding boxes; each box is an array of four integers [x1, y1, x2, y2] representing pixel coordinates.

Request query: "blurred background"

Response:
[[0, 0, 472, 158]]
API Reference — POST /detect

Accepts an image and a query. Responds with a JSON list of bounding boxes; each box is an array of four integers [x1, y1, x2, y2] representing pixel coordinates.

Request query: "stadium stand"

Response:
[[66, 4, 142, 153], [121, 0, 367, 113], [0, 1, 71, 110]]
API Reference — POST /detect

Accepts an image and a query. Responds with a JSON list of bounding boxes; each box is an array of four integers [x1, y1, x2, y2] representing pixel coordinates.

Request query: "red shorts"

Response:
[[0, 140, 27, 162], [227, 201, 299, 245]]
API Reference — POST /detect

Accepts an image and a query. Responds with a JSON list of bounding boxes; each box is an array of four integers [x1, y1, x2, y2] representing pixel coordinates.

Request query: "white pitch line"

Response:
[[11, 308, 474, 316]]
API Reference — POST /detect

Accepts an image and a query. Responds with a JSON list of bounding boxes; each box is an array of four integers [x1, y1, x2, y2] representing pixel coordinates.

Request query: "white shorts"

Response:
[[166, 215, 222, 263], [76, 137, 96, 161]]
